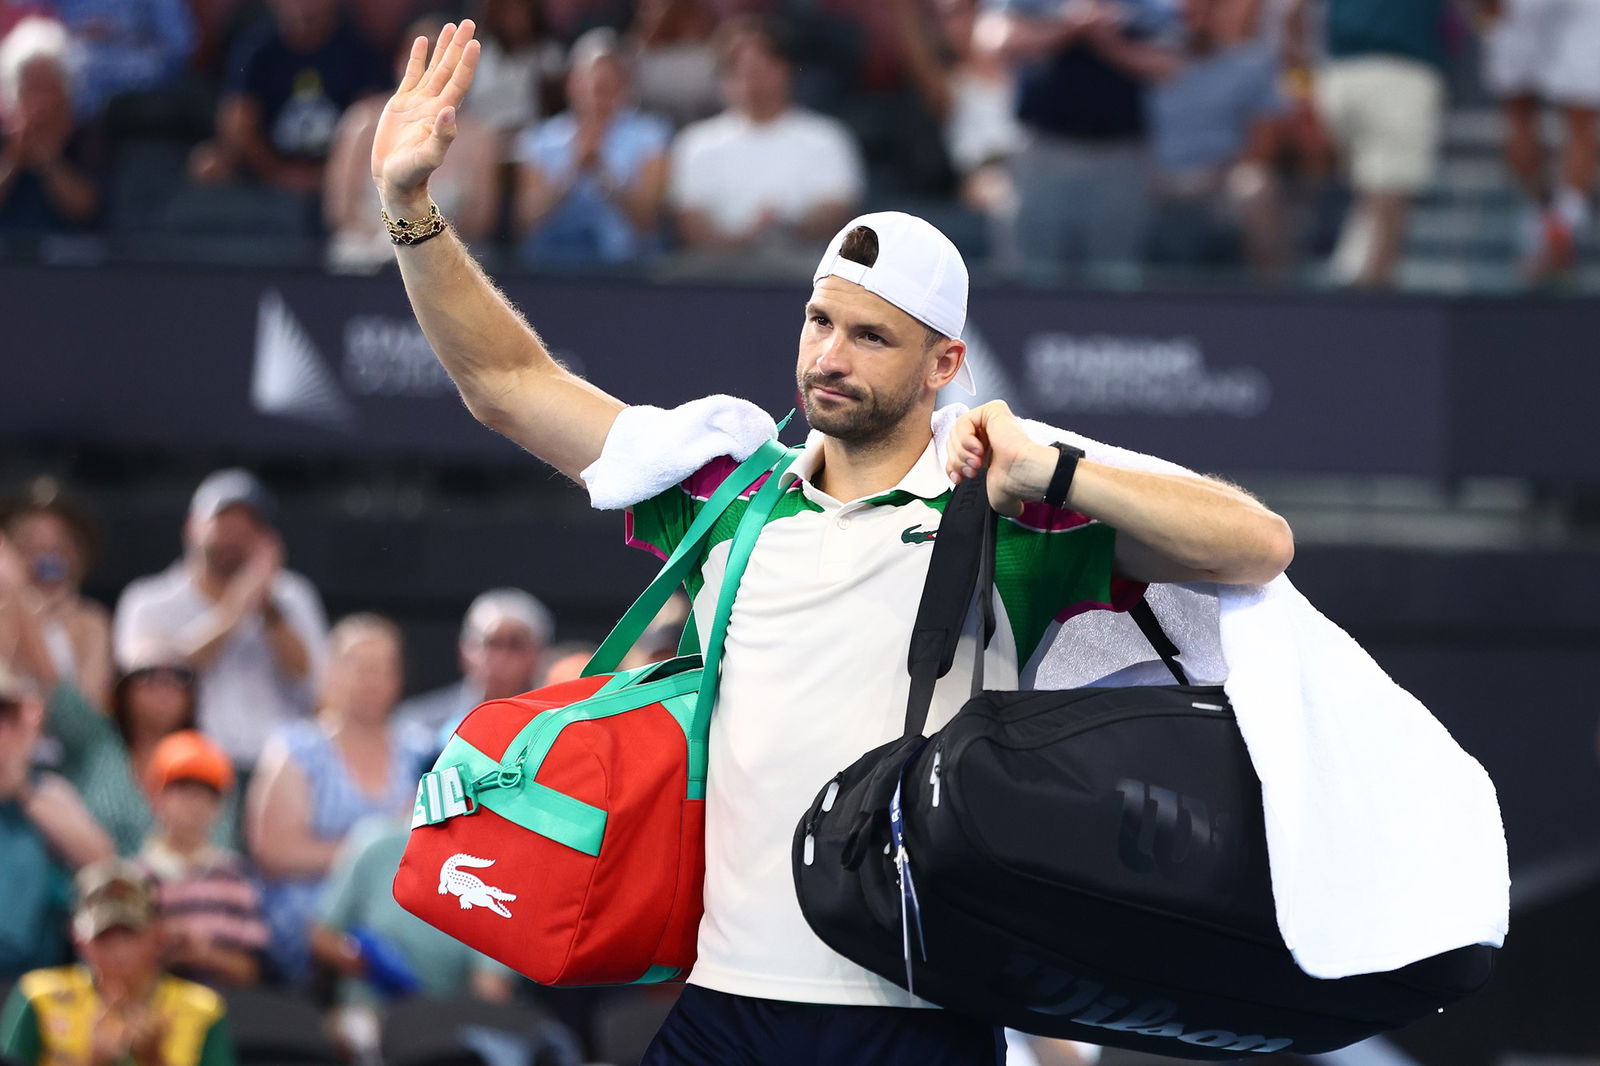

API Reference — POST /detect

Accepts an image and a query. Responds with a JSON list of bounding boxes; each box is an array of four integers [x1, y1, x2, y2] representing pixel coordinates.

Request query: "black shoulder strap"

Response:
[[904, 473, 992, 738], [1129, 598, 1190, 686]]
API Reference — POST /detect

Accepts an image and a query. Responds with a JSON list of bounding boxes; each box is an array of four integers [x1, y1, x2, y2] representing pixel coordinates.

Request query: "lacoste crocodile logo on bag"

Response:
[[438, 854, 516, 917]]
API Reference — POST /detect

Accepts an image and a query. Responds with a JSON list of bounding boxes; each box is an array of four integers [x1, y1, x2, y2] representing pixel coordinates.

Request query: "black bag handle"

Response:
[[903, 471, 1190, 738]]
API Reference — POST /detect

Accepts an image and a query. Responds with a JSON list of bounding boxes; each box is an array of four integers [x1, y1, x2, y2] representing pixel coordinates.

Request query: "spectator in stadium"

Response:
[[0, 859, 234, 1066], [325, 15, 498, 269], [514, 28, 671, 264], [393, 587, 553, 750], [136, 730, 267, 988], [344, 0, 425, 57], [1, 477, 113, 709], [311, 818, 516, 1030], [114, 469, 329, 774], [1481, 0, 1600, 281], [1147, 0, 1290, 278], [463, 0, 566, 141], [50, 0, 196, 119], [541, 640, 600, 686], [1311, 0, 1448, 287], [896, 0, 1024, 218], [246, 613, 423, 983], [669, 15, 865, 257], [0, 16, 103, 233], [0, 662, 114, 983], [541, 0, 632, 43], [628, 0, 722, 128], [187, 0, 387, 196], [978, 0, 1181, 276]]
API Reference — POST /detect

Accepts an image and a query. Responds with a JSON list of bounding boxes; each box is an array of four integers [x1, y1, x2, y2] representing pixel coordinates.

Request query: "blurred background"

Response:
[[1, 0, 1598, 1065]]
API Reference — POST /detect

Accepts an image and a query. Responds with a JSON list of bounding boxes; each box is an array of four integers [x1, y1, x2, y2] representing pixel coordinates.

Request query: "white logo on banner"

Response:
[[251, 290, 357, 429], [1024, 334, 1270, 418], [438, 854, 517, 917]]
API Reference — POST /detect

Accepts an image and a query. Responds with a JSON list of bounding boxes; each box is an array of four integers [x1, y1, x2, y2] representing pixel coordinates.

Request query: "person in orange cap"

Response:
[[135, 731, 268, 988]]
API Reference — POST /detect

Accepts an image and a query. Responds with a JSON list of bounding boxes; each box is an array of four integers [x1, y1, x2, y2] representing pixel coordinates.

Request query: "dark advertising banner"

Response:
[[4, 262, 1590, 481]]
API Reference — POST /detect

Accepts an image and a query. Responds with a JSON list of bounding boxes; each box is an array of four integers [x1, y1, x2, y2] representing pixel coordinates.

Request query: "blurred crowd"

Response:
[[0, 469, 696, 1066], [0, 0, 1595, 287]]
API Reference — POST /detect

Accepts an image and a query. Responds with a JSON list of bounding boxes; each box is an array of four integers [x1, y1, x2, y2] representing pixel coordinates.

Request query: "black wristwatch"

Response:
[[1042, 441, 1085, 509]]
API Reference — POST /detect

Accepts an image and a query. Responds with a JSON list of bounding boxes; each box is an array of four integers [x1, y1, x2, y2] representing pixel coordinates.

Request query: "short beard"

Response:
[[798, 371, 923, 447]]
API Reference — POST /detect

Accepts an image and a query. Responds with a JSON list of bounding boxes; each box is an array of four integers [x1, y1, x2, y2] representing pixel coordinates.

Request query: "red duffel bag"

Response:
[[393, 439, 797, 985]]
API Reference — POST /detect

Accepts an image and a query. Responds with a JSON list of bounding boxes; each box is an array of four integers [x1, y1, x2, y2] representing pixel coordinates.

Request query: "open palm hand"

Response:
[[372, 20, 481, 211]]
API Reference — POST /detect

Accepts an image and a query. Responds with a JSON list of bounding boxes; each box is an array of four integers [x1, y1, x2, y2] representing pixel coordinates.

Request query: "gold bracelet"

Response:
[[380, 201, 447, 246]]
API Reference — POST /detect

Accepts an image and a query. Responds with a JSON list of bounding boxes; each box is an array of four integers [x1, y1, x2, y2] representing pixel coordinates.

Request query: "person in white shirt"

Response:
[[366, 21, 1292, 1063], [669, 15, 865, 255], [112, 470, 328, 772]]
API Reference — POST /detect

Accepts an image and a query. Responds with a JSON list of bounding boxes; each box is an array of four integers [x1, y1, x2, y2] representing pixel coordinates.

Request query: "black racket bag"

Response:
[[793, 473, 1494, 1060]]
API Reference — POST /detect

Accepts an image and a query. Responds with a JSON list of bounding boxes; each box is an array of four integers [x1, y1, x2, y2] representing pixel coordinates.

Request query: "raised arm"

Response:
[[372, 21, 625, 484]]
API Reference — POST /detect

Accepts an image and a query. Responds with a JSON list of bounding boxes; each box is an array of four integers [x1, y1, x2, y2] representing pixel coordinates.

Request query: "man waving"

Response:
[[373, 22, 1292, 1066]]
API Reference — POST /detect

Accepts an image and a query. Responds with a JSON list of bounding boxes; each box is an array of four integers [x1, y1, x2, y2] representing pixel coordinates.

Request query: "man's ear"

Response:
[[928, 338, 968, 391]]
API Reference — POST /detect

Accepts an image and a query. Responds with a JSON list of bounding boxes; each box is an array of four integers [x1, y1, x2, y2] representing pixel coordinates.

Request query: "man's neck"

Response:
[[738, 100, 787, 125], [812, 419, 935, 504]]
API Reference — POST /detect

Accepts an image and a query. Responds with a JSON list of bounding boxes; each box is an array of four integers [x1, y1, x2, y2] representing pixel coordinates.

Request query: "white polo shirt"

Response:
[[625, 426, 1139, 1006], [113, 563, 328, 767], [668, 107, 865, 238]]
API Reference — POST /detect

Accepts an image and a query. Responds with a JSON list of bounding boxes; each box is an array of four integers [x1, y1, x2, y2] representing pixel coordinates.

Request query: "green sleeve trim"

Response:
[[993, 520, 1120, 665], [197, 1015, 237, 1066], [0, 989, 41, 1066], [628, 485, 700, 560]]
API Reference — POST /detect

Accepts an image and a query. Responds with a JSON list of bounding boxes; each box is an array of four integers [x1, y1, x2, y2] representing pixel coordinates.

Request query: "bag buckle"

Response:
[[411, 765, 478, 828]]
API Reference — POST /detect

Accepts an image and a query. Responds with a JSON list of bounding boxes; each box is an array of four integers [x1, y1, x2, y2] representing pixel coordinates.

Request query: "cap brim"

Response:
[[953, 356, 976, 395], [74, 905, 152, 940]]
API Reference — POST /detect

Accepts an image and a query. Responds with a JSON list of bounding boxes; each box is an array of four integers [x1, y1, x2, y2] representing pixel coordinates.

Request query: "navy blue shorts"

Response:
[[640, 984, 1006, 1066]]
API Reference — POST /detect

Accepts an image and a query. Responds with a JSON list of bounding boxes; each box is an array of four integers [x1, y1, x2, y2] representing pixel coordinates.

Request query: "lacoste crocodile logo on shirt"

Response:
[[901, 525, 938, 545]]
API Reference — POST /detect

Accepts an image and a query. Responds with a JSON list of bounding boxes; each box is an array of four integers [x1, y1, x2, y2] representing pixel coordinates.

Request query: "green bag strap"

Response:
[[583, 437, 793, 676], [688, 456, 801, 746]]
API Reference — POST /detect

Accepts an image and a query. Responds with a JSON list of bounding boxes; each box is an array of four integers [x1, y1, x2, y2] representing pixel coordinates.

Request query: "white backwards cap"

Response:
[[813, 212, 975, 393]]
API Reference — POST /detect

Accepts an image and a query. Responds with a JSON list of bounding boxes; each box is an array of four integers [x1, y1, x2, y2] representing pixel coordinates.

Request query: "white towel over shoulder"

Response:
[[582, 396, 1510, 980]]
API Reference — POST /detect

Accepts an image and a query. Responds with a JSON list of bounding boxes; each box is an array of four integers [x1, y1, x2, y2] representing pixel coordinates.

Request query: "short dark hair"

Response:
[[835, 226, 946, 350], [713, 14, 796, 72]]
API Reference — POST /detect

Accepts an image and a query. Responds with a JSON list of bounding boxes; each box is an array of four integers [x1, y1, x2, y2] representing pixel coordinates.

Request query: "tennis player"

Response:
[[371, 21, 1294, 1066]]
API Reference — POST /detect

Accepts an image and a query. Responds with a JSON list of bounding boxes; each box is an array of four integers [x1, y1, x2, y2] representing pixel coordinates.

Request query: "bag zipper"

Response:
[[930, 748, 943, 808], [802, 773, 843, 866]]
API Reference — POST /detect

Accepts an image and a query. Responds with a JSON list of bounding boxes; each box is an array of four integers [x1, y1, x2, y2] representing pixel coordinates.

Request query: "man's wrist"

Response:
[[378, 184, 434, 221], [1013, 441, 1061, 504]]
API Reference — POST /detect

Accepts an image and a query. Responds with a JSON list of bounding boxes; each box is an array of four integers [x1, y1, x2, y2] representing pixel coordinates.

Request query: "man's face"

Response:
[[79, 925, 162, 995], [462, 616, 544, 700], [722, 36, 790, 117], [189, 504, 265, 579], [796, 277, 946, 446]]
